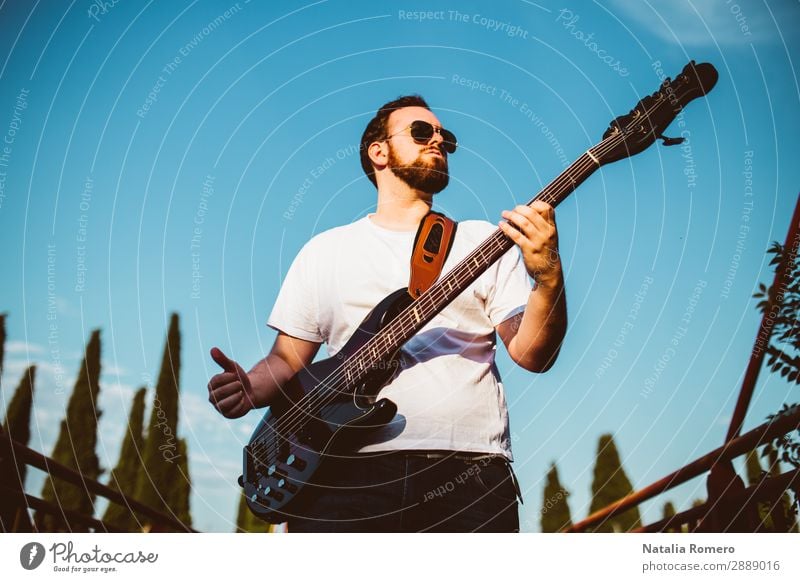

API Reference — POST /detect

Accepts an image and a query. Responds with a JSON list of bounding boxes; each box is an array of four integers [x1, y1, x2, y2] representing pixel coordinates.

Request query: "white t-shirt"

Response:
[[267, 214, 532, 459]]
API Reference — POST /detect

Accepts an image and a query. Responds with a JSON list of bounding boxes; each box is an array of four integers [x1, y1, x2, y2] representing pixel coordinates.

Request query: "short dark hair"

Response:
[[360, 94, 431, 187]]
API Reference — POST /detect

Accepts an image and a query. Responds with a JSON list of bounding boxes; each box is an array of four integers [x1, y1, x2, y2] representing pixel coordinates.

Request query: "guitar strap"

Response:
[[408, 210, 457, 299]]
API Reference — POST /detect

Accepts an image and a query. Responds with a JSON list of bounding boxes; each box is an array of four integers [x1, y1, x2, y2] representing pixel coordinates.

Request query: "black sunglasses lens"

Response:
[[441, 129, 457, 153], [409, 121, 457, 154], [409, 120, 434, 142]]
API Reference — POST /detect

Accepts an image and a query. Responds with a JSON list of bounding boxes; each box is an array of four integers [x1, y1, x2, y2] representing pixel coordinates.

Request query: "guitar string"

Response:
[[253, 131, 628, 464], [251, 135, 621, 464], [253, 88, 680, 464], [255, 133, 626, 464]]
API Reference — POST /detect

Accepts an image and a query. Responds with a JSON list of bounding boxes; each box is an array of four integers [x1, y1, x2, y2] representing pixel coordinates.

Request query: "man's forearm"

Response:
[[510, 273, 567, 372], [247, 354, 297, 408]]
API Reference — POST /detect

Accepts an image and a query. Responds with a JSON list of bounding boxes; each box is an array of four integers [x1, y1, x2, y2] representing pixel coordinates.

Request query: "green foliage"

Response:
[[2, 365, 36, 486], [134, 313, 182, 530], [753, 241, 800, 384], [754, 239, 799, 529], [36, 330, 102, 532], [661, 501, 682, 533], [588, 433, 640, 532], [102, 387, 147, 531], [744, 447, 777, 530], [170, 438, 192, 528], [234, 494, 271, 533], [235, 493, 248, 533], [0, 312, 6, 379], [765, 404, 800, 468], [745, 449, 765, 487], [762, 444, 799, 532], [540, 463, 573, 532]]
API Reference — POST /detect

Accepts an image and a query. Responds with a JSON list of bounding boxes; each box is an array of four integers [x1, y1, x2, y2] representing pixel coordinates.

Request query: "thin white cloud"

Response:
[[609, 0, 783, 46], [5, 341, 45, 355]]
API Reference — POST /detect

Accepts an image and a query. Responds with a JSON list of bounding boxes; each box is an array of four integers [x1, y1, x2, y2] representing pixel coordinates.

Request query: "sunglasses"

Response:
[[384, 120, 458, 154]]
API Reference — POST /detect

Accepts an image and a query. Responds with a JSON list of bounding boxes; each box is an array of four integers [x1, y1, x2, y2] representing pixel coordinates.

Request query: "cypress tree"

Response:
[[744, 447, 779, 531], [134, 313, 181, 530], [2, 366, 36, 482], [234, 494, 271, 533], [662, 501, 679, 533], [588, 433, 641, 532], [235, 493, 249, 532], [540, 463, 573, 532], [36, 330, 102, 532], [1, 365, 36, 531], [764, 444, 799, 532], [0, 312, 6, 380], [170, 438, 192, 528], [102, 387, 147, 531], [745, 449, 765, 487]]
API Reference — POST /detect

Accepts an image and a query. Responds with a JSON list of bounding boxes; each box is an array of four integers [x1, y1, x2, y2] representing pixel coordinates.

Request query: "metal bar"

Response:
[[567, 406, 800, 532], [725, 193, 800, 442], [0, 484, 124, 533], [634, 468, 800, 533], [0, 429, 196, 532]]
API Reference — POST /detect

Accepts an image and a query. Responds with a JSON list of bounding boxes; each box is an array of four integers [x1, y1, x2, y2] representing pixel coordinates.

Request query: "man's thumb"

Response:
[[210, 347, 236, 372]]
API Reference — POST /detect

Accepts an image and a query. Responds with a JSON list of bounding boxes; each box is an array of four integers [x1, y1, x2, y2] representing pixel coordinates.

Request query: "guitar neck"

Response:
[[364, 147, 606, 363]]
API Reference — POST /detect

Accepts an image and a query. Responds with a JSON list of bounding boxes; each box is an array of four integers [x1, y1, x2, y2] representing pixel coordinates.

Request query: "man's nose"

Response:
[[428, 128, 445, 147]]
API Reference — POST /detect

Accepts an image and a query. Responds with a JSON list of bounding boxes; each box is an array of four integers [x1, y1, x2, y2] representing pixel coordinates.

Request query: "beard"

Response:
[[387, 146, 449, 194]]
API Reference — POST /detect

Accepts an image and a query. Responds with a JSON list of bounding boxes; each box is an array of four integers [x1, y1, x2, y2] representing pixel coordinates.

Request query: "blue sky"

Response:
[[1, 0, 798, 533]]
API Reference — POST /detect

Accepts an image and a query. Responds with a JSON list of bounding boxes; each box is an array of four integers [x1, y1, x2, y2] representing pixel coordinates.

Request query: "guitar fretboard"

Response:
[[333, 147, 610, 392]]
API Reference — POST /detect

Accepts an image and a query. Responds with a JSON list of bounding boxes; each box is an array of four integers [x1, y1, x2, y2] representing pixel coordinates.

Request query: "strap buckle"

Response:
[[409, 211, 457, 299]]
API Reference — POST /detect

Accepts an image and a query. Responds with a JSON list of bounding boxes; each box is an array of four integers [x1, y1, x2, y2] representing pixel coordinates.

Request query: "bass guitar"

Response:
[[241, 60, 718, 522]]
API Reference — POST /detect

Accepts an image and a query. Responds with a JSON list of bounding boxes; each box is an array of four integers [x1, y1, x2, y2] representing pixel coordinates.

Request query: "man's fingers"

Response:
[[210, 346, 237, 373], [502, 209, 532, 232], [530, 200, 555, 219], [209, 380, 243, 402], [215, 392, 245, 414], [499, 220, 522, 242], [208, 372, 237, 389]]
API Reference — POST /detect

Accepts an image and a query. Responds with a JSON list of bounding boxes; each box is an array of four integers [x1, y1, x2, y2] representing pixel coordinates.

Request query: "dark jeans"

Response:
[[287, 450, 520, 532]]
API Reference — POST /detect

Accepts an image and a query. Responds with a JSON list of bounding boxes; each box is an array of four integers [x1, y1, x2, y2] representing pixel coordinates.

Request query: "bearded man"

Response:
[[207, 95, 567, 532]]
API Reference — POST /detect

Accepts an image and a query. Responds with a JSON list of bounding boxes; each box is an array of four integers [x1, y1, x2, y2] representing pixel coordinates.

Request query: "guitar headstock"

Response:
[[595, 61, 718, 165]]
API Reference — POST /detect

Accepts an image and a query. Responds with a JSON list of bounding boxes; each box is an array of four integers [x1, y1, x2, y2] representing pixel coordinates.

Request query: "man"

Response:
[[208, 95, 567, 532]]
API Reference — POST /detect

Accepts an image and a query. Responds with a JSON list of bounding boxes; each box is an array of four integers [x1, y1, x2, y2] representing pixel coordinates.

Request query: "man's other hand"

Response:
[[208, 347, 255, 418]]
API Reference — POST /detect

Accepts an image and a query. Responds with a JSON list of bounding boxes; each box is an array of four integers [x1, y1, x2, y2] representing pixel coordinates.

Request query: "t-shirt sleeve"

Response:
[[266, 240, 325, 343], [485, 245, 533, 326]]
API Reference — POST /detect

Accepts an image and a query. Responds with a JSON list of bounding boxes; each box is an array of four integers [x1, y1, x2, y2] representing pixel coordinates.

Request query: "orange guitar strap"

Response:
[[408, 211, 457, 299]]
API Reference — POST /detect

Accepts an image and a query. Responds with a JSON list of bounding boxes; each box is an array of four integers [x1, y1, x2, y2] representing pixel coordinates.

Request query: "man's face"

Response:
[[384, 106, 449, 194]]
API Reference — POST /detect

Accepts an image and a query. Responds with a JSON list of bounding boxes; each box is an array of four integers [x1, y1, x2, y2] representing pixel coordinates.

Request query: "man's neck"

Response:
[[371, 183, 433, 231]]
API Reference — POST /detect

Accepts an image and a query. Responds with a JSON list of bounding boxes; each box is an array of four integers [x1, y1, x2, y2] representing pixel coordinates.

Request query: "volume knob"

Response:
[[285, 454, 307, 471]]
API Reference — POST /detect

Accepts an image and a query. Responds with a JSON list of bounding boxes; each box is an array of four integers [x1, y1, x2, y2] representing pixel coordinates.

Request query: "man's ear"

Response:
[[368, 141, 388, 169]]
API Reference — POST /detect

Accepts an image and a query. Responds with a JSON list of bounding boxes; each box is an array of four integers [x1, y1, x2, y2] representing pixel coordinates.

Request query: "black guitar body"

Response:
[[242, 288, 414, 522]]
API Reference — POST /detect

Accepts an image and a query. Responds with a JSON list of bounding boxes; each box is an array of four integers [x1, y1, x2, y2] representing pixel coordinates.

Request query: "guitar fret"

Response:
[[358, 139, 607, 374]]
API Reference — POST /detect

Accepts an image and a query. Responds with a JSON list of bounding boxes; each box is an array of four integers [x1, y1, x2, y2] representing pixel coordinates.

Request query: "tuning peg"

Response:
[[658, 134, 684, 146]]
